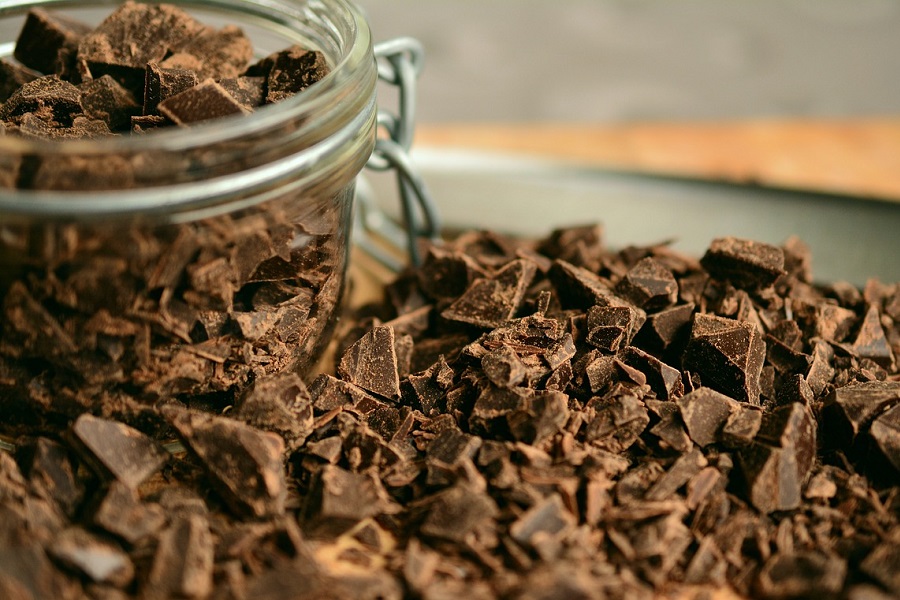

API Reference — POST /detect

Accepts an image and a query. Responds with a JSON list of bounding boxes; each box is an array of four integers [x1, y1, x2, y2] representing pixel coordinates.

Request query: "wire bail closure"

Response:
[[363, 37, 441, 268]]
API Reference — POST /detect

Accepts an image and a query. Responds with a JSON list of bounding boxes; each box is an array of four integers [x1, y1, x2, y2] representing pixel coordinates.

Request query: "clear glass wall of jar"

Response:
[[0, 0, 376, 434]]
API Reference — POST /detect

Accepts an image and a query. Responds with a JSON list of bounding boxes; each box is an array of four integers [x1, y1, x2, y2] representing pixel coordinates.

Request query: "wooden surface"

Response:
[[416, 119, 900, 201]]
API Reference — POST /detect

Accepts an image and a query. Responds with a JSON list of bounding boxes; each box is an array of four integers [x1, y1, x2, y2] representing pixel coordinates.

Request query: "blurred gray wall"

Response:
[[358, 0, 900, 122]]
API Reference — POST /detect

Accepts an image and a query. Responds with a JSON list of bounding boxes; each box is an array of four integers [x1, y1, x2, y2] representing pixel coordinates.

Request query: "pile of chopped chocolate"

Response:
[[0, 2, 327, 140], [1, 225, 898, 599]]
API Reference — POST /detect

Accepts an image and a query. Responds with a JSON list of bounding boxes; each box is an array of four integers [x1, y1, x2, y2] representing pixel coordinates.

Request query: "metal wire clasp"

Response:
[[362, 38, 440, 268]]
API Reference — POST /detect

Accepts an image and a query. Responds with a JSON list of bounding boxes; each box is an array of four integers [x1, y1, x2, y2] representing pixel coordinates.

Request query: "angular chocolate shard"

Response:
[[420, 483, 499, 543], [417, 246, 487, 300], [683, 313, 767, 403], [249, 46, 329, 104], [78, 74, 139, 130], [143, 515, 214, 600], [235, 372, 313, 454], [306, 465, 395, 533], [93, 482, 166, 546], [822, 381, 900, 447], [677, 387, 742, 447], [442, 258, 537, 329], [165, 409, 287, 518], [217, 76, 265, 111], [481, 343, 527, 388], [549, 259, 617, 310], [620, 346, 684, 400], [813, 302, 857, 343], [870, 404, 900, 473], [143, 63, 200, 115], [0, 60, 39, 103], [13, 8, 92, 75], [584, 392, 650, 453], [426, 428, 483, 485], [131, 114, 168, 133], [77, 2, 205, 92], [586, 305, 644, 352], [739, 403, 816, 513], [633, 302, 695, 353], [701, 236, 786, 290], [310, 374, 386, 414], [645, 448, 708, 501], [338, 325, 402, 400], [806, 340, 835, 397], [757, 552, 847, 599], [852, 304, 894, 369], [646, 399, 692, 453], [48, 527, 134, 586], [509, 494, 576, 556], [20, 437, 83, 518], [69, 415, 167, 489], [174, 24, 253, 80], [158, 79, 249, 125], [615, 257, 678, 311], [720, 404, 762, 448], [0, 75, 82, 126], [506, 389, 570, 445]]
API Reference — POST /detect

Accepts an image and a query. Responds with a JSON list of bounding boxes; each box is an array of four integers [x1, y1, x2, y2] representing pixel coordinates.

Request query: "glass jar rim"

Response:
[[0, 0, 376, 217]]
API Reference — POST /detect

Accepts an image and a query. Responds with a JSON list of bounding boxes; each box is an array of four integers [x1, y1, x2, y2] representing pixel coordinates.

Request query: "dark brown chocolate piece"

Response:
[[249, 45, 329, 104], [0, 60, 39, 102], [585, 305, 644, 352], [869, 403, 900, 472], [234, 372, 313, 454], [69, 415, 167, 489], [420, 483, 498, 543], [683, 313, 767, 403], [77, 2, 205, 92], [822, 380, 900, 446], [173, 24, 252, 80], [442, 259, 537, 328], [305, 465, 395, 533], [78, 74, 139, 130], [143, 63, 200, 115], [615, 256, 678, 310], [166, 409, 287, 518], [677, 387, 741, 447], [157, 79, 248, 125], [633, 302, 694, 353], [620, 345, 683, 400], [143, 515, 214, 600], [13, 8, 91, 75], [701, 236, 786, 290], [0, 75, 82, 126], [217, 76, 265, 111], [338, 325, 402, 400], [92, 482, 166, 546], [48, 527, 134, 586], [852, 304, 895, 368]]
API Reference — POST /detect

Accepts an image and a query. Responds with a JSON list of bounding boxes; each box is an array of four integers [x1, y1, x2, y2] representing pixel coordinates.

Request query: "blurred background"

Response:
[[358, 0, 900, 123]]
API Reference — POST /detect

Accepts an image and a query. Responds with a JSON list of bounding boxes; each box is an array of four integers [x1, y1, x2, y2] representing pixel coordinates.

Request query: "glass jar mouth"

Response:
[[0, 0, 376, 215]]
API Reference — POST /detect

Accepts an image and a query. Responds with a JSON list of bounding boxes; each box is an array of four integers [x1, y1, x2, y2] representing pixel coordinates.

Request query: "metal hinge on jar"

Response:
[[358, 37, 441, 271]]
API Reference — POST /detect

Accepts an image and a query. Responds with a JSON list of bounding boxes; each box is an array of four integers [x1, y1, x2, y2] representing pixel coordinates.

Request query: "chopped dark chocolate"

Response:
[[143, 515, 214, 600], [157, 79, 249, 125], [249, 45, 329, 104], [442, 258, 537, 328], [869, 403, 900, 472], [217, 76, 266, 111], [701, 236, 786, 290], [338, 325, 402, 400], [615, 256, 679, 310], [0, 60, 39, 103], [0, 75, 82, 126], [683, 313, 767, 403], [47, 527, 134, 587], [143, 63, 200, 115], [68, 415, 167, 489], [13, 8, 91, 75]]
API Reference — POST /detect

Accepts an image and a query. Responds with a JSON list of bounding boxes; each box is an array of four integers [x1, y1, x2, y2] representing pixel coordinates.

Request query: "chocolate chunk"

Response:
[[586, 305, 645, 352], [852, 304, 895, 368], [425, 428, 482, 486], [509, 494, 576, 559], [78, 75, 139, 130], [48, 527, 134, 586], [143, 515, 214, 600], [683, 313, 767, 403], [217, 76, 265, 111], [157, 79, 249, 125], [0, 75, 82, 126], [131, 114, 168, 132], [645, 448, 708, 501], [143, 63, 200, 115], [870, 404, 900, 472], [701, 237, 786, 290], [249, 46, 329, 104], [338, 325, 402, 400], [166, 409, 287, 518], [420, 483, 498, 543], [77, 2, 205, 92], [20, 437, 83, 517], [13, 8, 91, 75], [173, 24, 253, 80], [739, 403, 816, 513], [93, 482, 166, 546], [481, 344, 527, 388], [234, 372, 313, 454], [633, 302, 694, 353], [620, 346, 684, 400], [646, 399, 692, 452], [677, 387, 742, 447], [305, 465, 395, 533], [822, 381, 900, 447], [442, 259, 537, 328], [720, 404, 762, 447], [0, 60, 39, 102], [69, 415, 167, 489], [615, 257, 678, 311], [584, 392, 650, 452]]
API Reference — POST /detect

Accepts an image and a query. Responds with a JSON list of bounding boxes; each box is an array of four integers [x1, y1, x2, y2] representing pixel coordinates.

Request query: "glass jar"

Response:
[[0, 0, 376, 430]]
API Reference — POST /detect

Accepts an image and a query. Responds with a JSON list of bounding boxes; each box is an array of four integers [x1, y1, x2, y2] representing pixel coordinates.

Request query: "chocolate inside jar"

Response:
[[0, 2, 358, 435]]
